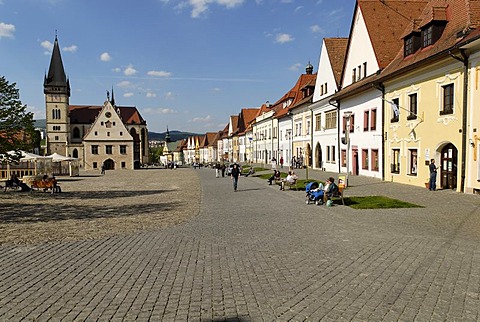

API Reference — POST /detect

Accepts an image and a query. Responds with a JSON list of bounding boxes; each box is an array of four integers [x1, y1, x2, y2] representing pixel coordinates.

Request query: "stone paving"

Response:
[[0, 166, 480, 321]]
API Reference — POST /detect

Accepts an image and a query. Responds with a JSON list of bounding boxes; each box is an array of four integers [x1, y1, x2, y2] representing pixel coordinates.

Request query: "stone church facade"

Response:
[[44, 37, 149, 170]]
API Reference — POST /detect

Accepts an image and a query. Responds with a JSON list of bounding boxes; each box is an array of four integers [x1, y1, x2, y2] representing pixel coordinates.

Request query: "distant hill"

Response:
[[34, 119, 197, 141], [149, 130, 200, 142], [34, 119, 46, 128]]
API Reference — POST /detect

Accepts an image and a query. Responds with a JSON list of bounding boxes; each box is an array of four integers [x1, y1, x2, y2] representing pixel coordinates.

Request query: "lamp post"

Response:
[[344, 111, 352, 186]]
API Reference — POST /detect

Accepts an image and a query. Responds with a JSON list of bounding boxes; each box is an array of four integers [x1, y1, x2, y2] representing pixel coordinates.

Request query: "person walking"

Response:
[[101, 163, 105, 175], [215, 163, 220, 178], [280, 156, 284, 168], [231, 163, 241, 192], [429, 159, 440, 191]]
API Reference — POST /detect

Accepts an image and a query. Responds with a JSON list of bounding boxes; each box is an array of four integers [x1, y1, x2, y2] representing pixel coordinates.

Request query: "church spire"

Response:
[[165, 126, 171, 143], [44, 35, 70, 96], [110, 86, 116, 106]]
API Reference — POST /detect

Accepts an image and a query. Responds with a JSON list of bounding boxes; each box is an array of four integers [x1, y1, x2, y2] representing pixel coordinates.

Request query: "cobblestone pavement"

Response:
[[0, 167, 480, 321]]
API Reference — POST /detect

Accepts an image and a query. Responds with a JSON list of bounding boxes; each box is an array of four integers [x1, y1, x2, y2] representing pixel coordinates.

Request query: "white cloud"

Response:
[[188, 0, 245, 18], [143, 107, 175, 115], [146, 92, 157, 98], [117, 80, 132, 88], [310, 25, 323, 33], [288, 63, 302, 71], [41, 40, 53, 51], [100, 52, 112, 62], [0, 22, 15, 38], [275, 33, 294, 44], [112, 67, 122, 73], [212, 87, 221, 92], [124, 64, 137, 76], [63, 45, 77, 53], [189, 115, 212, 123], [123, 92, 134, 98], [164, 92, 175, 100], [147, 70, 172, 77]]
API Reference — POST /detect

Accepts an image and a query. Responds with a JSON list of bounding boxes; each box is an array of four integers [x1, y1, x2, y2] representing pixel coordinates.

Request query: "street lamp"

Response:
[[344, 111, 352, 186]]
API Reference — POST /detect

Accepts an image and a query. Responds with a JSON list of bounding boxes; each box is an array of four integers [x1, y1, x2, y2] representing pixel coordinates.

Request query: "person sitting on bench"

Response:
[[323, 176, 338, 203], [280, 171, 298, 191], [267, 170, 281, 185]]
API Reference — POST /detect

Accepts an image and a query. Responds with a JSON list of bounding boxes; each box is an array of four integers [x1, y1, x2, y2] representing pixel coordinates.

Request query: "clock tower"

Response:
[[44, 35, 71, 155]]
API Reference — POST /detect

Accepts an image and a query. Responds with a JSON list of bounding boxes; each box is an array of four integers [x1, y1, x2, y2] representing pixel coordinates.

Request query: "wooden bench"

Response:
[[278, 178, 298, 191], [330, 187, 345, 205]]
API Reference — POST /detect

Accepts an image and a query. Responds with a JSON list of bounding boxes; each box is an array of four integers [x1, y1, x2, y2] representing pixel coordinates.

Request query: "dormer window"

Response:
[[404, 32, 421, 56], [421, 21, 446, 49]]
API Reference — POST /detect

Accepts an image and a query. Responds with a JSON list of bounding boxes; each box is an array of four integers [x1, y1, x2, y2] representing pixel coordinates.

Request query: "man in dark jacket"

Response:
[[230, 163, 241, 192]]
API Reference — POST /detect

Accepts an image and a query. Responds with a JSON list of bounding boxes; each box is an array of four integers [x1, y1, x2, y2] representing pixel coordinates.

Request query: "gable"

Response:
[[83, 101, 132, 141]]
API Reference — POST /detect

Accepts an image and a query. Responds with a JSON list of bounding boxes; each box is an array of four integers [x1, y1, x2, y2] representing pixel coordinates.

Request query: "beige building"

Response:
[[44, 36, 149, 170]]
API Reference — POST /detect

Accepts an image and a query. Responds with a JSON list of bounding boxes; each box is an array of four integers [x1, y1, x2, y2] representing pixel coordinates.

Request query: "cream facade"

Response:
[[384, 59, 465, 191]]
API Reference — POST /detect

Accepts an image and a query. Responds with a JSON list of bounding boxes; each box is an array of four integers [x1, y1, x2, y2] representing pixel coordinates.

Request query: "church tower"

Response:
[[44, 35, 71, 155]]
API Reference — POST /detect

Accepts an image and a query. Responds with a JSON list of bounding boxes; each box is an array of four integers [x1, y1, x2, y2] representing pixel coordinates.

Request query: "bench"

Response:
[[278, 178, 298, 191], [330, 187, 345, 205]]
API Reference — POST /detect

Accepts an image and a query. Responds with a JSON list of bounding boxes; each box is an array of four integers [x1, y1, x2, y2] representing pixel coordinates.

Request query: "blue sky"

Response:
[[0, 0, 354, 133]]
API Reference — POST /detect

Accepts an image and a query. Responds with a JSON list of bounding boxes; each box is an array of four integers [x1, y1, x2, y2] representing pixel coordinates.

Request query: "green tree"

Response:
[[0, 76, 35, 162]]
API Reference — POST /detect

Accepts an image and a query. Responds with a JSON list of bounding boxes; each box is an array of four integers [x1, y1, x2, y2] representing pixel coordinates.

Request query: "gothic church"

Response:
[[44, 37, 149, 170]]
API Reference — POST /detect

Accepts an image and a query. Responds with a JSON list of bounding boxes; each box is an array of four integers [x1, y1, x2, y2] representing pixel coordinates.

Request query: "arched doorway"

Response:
[[103, 158, 115, 170], [315, 142, 322, 169], [72, 149, 78, 158], [440, 143, 457, 190]]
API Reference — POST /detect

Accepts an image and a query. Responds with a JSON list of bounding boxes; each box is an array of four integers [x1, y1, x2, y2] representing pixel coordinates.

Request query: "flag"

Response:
[[389, 101, 400, 117]]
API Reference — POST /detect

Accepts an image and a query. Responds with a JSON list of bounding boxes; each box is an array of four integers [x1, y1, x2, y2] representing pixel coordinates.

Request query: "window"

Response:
[[357, 65, 362, 80], [315, 114, 321, 131], [325, 110, 337, 129], [350, 114, 355, 133], [391, 149, 400, 174], [331, 146, 336, 162], [121, 162, 126, 168], [422, 25, 433, 47], [404, 33, 421, 56], [93, 162, 97, 169], [370, 109, 377, 130], [52, 109, 61, 120], [324, 83, 328, 94], [363, 62, 367, 78], [352, 69, 356, 83], [120, 131, 123, 136], [371, 149, 379, 171], [327, 146, 331, 162], [362, 149, 369, 170], [391, 98, 399, 123], [120, 145, 127, 154], [73, 127, 81, 138], [306, 120, 310, 135], [95, 131, 98, 136], [409, 149, 418, 176], [106, 145, 113, 154], [91, 145, 98, 154], [405, 37, 414, 56], [52, 126, 60, 131], [72, 149, 78, 158], [441, 84, 454, 115], [54, 136, 59, 141], [341, 150, 346, 167], [408, 93, 418, 120], [364, 110, 370, 131]]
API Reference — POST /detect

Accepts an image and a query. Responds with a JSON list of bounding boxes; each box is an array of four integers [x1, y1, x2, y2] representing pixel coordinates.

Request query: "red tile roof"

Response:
[[272, 73, 317, 119], [69, 105, 146, 125], [324, 38, 349, 87], [380, 0, 480, 80]]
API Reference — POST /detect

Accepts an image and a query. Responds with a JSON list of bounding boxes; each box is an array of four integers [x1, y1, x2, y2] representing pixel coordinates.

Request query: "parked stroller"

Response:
[[305, 181, 324, 205]]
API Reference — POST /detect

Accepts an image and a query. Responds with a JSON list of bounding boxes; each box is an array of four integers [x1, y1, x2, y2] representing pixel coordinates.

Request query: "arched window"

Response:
[[72, 149, 78, 158], [73, 127, 81, 139]]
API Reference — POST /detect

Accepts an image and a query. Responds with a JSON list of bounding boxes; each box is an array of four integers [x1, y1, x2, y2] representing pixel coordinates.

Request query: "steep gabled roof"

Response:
[[380, 0, 480, 80], [69, 105, 146, 125], [324, 38, 349, 87], [272, 72, 317, 119], [358, 0, 428, 69]]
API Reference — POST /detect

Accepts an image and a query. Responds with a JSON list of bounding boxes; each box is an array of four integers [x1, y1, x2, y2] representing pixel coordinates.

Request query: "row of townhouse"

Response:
[[182, 0, 480, 194]]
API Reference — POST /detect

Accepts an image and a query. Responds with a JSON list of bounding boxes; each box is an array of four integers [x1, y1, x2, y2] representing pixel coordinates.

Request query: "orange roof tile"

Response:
[[324, 38, 349, 87], [70, 105, 146, 125]]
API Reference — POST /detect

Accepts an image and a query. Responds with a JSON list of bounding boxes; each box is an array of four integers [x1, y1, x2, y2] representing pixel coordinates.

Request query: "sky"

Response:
[[0, 0, 355, 133]]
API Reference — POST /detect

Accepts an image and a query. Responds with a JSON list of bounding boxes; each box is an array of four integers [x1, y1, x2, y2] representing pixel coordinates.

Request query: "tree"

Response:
[[0, 76, 35, 163]]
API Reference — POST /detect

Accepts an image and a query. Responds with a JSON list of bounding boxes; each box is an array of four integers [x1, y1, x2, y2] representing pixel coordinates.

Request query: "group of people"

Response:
[[310, 176, 339, 205]]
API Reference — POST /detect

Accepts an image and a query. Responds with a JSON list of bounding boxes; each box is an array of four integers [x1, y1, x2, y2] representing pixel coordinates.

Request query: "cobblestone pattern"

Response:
[[0, 167, 479, 321]]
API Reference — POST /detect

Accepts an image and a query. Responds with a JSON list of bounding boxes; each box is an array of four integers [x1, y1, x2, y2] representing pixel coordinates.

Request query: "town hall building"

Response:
[[44, 37, 149, 170]]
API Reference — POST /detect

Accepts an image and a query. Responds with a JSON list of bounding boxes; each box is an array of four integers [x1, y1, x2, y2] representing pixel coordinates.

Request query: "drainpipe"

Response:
[[450, 49, 468, 192], [328, 98, 340, 173]]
